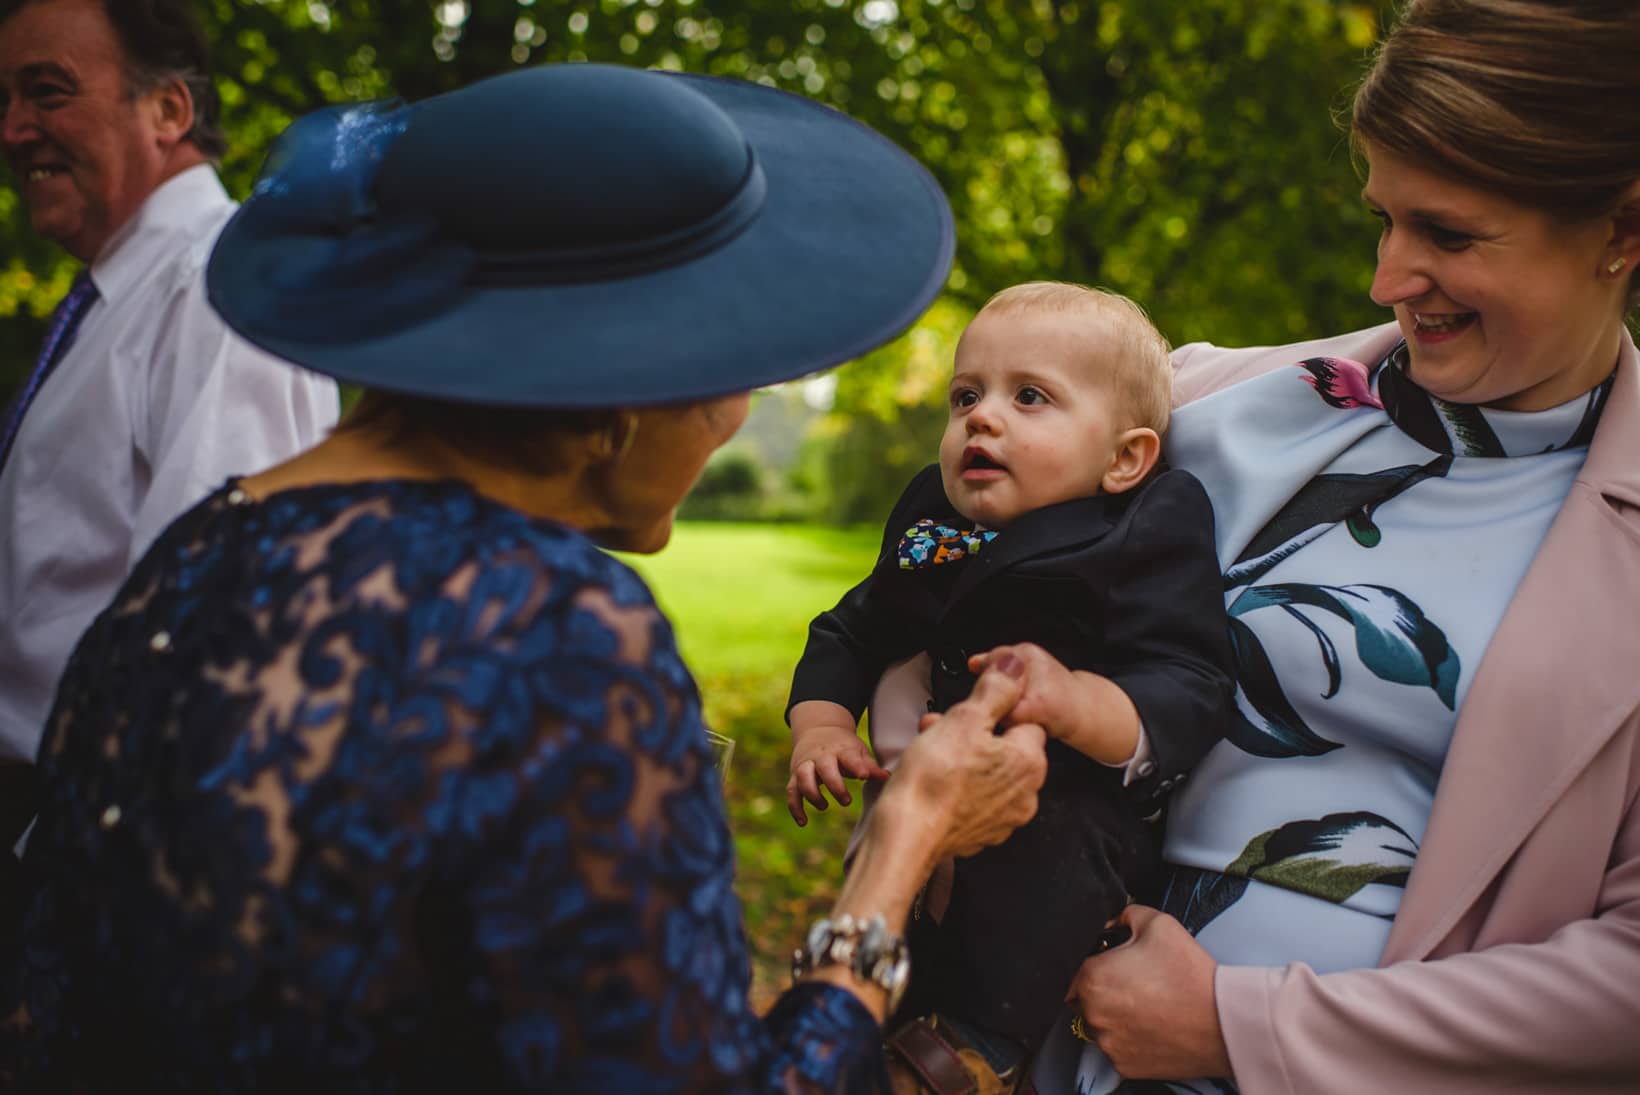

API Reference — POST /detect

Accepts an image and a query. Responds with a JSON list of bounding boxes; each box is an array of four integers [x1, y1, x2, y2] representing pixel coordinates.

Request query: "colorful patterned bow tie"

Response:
[[897, 518, 997, 569]]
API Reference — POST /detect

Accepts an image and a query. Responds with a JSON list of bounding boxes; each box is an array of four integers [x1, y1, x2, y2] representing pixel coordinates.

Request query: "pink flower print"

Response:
[[1299, 356, 1382, 410]]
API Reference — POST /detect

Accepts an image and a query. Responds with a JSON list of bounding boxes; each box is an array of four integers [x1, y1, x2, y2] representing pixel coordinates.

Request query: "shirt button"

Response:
[[1136, 760, 1157, 778], [149, 631, 172, 653], [100, 804, 122, 830]]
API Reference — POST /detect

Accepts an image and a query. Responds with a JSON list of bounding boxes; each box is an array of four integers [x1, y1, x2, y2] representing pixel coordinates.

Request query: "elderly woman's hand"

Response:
[[1067, 905, 1232, 1080], [881, 654, 1049, 860], [814, 658, 1048, 1019], [967, 641, 1143, 765]]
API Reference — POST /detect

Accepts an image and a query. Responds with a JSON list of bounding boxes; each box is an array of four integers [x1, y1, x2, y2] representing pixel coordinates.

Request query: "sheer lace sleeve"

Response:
[[1, 481, 884, 1092], [447, 562, 886, 1093]]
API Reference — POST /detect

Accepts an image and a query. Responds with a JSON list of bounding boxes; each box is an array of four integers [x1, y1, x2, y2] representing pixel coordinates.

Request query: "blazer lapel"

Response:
[[942, 495, 1115, 608], [1384, 332, 1640, 962]]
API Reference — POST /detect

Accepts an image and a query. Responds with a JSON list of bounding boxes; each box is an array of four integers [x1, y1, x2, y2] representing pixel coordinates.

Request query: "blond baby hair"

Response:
[[977, 281, 1173, 436]]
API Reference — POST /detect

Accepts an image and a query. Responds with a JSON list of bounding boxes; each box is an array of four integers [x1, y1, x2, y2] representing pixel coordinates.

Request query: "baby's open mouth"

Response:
[[962, 448, 1004, 472]]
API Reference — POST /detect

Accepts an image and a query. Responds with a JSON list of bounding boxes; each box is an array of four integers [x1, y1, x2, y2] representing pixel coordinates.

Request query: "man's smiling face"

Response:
[[0, 0, 171, 261]]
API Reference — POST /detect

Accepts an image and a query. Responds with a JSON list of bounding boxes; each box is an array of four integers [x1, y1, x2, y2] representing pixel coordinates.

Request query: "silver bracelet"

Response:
[[791, 912, 910, 1012]]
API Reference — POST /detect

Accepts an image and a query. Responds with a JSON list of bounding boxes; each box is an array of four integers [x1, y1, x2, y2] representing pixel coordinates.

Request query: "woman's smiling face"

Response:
[[1363, 142, 1630, 411]]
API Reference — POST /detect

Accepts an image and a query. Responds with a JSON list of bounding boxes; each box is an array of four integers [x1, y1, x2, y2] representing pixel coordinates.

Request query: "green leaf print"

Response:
[[1226, 811, 1417, 904], [1436, 401, 1506, 457]]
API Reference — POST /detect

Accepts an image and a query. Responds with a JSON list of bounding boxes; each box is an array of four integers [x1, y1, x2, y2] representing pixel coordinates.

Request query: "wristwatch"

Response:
[[791, 912, 911, 1012]]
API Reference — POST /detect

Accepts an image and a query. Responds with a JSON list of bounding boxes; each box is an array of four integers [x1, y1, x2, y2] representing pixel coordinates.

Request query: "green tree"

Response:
[[3, 0, 1396, 453], [678, 446, 766, 520], [797, 0, 1401, 521]]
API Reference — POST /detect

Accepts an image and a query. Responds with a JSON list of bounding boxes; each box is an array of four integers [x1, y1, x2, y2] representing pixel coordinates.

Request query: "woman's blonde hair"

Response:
[[1351, 0, 1639, 304], [978, 281, 1173, 435]]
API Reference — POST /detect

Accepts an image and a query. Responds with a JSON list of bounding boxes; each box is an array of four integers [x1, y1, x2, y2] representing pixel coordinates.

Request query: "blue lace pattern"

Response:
[[1, 479, 882, 1093]]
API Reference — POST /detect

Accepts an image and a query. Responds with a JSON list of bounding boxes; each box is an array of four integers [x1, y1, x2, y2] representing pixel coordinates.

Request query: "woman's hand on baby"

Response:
[[882, 656, 1048, 859], [968, 642, 1078, 730], [968, 643, 1141, 766], [787, 702, 891, 826], [1065, 905, 1232, 1080]]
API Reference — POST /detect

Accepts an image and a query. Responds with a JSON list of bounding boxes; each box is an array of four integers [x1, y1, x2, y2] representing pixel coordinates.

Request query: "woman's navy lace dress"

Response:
[[1, 480, 880, 1092]]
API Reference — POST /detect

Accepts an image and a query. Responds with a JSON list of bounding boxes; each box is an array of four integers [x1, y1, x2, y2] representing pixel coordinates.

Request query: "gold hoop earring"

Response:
[[1609, 257, 1630, 275]]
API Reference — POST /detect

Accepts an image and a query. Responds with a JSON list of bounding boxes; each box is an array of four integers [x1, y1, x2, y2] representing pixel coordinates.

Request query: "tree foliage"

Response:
[[3, 0, 1400, 518]]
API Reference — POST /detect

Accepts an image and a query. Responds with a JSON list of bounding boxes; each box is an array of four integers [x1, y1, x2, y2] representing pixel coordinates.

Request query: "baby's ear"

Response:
[[1100, 427, 1161, 494]]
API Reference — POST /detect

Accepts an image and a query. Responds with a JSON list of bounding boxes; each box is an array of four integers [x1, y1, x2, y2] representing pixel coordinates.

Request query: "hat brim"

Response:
[[208, 72, 954, 408]]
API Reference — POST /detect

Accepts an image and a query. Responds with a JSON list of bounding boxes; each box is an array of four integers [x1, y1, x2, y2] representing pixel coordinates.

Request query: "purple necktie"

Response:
[[0, 270, 100, 476]]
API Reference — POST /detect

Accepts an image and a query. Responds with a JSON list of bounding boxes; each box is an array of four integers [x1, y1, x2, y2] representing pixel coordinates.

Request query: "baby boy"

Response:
[[785, 282, 1234, 1069]]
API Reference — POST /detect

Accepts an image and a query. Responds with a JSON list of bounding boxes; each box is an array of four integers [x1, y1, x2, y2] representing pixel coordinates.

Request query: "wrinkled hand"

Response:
[[968, 642, 1079, 734], [787, 722, 890, 826], [968, 642, 1140, 765], [1066, 905, 1231, 1080], [884, 656, 1048, 860]]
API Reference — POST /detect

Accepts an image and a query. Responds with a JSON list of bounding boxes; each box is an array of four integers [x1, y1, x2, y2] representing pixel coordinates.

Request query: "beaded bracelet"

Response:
[[791, 912, 911, 1013]]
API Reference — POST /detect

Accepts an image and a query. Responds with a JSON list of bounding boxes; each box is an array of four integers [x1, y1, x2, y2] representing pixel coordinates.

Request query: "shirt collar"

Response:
[[88, 165, 231, 306], [1374, 340, 1613, 457]]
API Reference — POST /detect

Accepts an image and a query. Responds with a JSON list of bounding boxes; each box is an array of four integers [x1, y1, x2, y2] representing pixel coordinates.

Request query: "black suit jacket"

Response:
[[788, 463, 1234, 1040]]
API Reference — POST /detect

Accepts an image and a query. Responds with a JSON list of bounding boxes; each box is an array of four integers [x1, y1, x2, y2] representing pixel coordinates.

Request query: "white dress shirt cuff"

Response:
[[1102, 725, 1154, 788]]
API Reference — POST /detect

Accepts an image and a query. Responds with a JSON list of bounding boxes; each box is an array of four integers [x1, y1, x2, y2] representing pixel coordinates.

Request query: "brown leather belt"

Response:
[[886, 1016, 979, 1095], [883, 1013, 1044, 1095]]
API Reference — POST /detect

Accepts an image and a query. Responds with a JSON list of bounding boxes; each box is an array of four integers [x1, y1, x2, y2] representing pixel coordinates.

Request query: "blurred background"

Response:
[[0, 0, 1401, 1006]]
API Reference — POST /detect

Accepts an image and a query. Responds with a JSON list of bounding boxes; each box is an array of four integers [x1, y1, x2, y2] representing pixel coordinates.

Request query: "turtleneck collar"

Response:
[[1373, 341, 1613, 458]]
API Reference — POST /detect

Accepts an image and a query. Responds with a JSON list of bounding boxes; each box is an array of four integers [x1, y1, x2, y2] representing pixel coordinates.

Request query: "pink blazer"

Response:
[[1172, 323, 1640, 1093]]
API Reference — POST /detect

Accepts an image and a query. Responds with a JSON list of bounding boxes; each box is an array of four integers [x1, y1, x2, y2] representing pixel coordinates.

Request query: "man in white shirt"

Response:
[[0, 0, 338, 823]]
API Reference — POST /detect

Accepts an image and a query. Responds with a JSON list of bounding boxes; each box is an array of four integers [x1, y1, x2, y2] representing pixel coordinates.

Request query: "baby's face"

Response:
[[938, 307, 1128, 528]]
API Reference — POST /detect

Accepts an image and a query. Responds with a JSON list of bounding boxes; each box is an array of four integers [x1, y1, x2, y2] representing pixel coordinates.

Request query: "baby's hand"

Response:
[[787, 703, 891, 826], [968, 643, 1141, 765], [968, 642, 1080, 733]]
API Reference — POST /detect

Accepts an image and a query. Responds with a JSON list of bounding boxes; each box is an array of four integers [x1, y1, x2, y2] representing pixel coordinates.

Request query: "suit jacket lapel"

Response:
[[1383, 331, 1640, 962], [942, 495, 1116, 609]]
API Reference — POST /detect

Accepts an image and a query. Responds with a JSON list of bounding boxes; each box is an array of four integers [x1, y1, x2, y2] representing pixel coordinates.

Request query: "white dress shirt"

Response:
[[0, 164, 338, 762]]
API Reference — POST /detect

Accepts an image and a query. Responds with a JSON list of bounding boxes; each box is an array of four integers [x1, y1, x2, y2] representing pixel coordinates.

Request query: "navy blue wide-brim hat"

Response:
[[207, 63, 954, 407]]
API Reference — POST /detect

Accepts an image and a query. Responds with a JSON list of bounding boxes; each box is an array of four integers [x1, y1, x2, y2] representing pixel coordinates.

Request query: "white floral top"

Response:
[[1035, 343, 1611, 1095]]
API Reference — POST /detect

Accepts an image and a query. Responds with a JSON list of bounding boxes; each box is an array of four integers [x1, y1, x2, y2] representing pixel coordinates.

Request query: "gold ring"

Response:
[[1069, 1013, 1093, 1043]]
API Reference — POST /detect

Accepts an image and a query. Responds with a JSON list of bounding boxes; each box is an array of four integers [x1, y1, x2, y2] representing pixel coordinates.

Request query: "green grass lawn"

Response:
[[618, 521, 883, 1010]]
